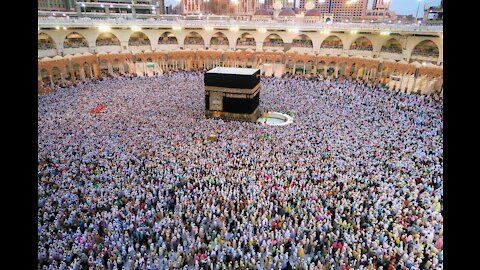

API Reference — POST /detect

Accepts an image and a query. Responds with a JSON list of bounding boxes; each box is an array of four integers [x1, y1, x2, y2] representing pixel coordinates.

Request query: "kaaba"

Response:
[[204, 67, 261, 122]]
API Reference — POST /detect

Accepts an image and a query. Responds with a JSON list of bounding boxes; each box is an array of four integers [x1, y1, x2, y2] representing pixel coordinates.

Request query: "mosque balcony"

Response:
[[156, 44, 179, 51], [94, 45, 122, 53], [128, 45, 152, 52], [347, 49, 374, 57], [63, 47, 90, 55], [236, 44, 256, 50], [38, 49, 58, 58], [410, 54, 439, 63], [183, 44, 205, 50], [38, 16, 443, 35], [288, 47, 314, 54], [209, 44, 229, 50], [319, 48, 343, 56], [379, 51, 403, 61]]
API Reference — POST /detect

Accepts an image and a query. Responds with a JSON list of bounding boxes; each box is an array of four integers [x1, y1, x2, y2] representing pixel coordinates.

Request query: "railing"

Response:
[[38, 16, 443, 33]]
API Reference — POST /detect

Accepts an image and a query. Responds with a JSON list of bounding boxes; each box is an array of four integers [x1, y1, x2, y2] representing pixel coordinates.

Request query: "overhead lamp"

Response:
[[131, 26, 141, 31], [230, 27, 239, 31], [380, 31, 390, 35], [288, 28, 299, 33], [172, 26, 182, 30], [127, 5, 131, 9], [81, 3, 85, 7], [205, 27, 214, 31], [55, 26, 60, 30], [320, 30, 330, 34], [258, 28, 267, 32], [62, 26, 67, 30], [350, 30, 358, 34], [100, 4, 104, 8], [98, 25, 111, 32]]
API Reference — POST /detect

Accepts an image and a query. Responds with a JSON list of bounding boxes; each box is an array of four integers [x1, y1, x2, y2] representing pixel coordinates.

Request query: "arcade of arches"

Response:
[[38, 49, 443, 96], [38, 28, 442, 95]]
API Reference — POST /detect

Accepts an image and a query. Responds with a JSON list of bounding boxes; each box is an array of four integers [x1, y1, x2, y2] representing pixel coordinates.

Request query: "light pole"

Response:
[[416, 0, 423, 20]]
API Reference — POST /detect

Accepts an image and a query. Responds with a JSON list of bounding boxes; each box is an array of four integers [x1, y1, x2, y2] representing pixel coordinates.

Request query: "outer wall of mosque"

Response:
[[38, 25, 443, 96]]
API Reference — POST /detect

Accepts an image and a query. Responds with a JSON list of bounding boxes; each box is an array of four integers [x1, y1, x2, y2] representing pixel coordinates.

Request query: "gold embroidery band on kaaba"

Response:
[[204, 83, 260, 95]]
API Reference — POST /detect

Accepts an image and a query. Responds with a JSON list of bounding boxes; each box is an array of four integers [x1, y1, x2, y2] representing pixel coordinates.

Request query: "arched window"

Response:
[[184, 32, 204, 45], [381, 38, 402, 54], [38, 33, 56, 50], [96, 33, 121, 47], [350, 37, 373, 51], [263, 34, 284, 47], [158, 32, 178, 45], [236, 33, 256, 47], [64, 32, 88, 49], [292, 34, 313, 48], [321, 35, 343, 49], [128, 32, 151, 47]]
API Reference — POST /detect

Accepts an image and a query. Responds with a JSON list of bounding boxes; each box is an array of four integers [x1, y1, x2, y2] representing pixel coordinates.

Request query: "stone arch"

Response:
[[292, 34, 313, 48], [63, 64, 72, 81], [184, 31, 204, 46], [210, 32, 229, 48], [411, 39, 439, 59], [158, 31, 178, 45], [263, 34, 284, 48], [96, 32, 121, 47], [38, 32, 56, 50], [112, 59, 121, 74], [237, 32, 256, 47], [99, 59, 109, 76], [357, 64, 367, 77], [350, 37, 373, 51], [83, 62, 92, 78], [72, 63, 81, 79], [349, 62, 356, 76], [305, 60, 316, 73], [326, 61, 336, 76], [321, 35, 343, 49], [381, 38, 402, 54], [40, 68, 50, 81], [124, 60, 130, 74], [63, 32, 89, 49], [338, 62, 347, 76], [317, 60, 326, 73], [51, 67, 62, 82], [294, 59, 305, 74], [128, 32, 151, 47]]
